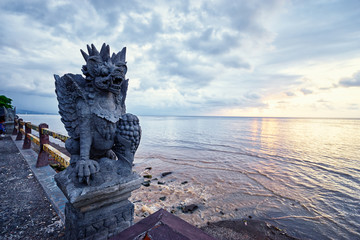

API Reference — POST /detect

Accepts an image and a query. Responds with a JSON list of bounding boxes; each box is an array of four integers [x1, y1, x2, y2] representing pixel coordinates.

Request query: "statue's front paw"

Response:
[[76, 159, 100, 184]]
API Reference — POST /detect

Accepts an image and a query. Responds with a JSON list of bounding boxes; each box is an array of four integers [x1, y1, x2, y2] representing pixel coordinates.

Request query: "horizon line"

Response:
[[17, 112, 360, 120]]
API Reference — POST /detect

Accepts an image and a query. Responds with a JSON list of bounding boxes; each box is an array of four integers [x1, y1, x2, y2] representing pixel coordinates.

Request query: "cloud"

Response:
[[339, 71, 360, 87], [244, 92, 261, 100], [347, 104, 359, 110], [221, 56, 251, 69], [186, 28, 240, 55], [300, 88, 313, 95], [265, 0, 360, 66], [0, 0, 359, 117], [122, 13, 163, 44]]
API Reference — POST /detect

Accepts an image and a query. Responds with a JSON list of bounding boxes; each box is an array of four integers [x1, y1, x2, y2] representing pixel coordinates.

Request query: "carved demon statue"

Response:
[[55, 43, 141, 184]]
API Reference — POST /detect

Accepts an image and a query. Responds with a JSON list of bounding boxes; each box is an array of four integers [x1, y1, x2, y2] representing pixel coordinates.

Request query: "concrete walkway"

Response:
[[0, 135, 65, 239], [10, 135, 67, 222]]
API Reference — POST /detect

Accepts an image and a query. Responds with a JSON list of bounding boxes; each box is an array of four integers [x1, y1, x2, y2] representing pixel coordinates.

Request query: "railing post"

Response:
[[15, 119, 23, 141], [36, 123, 49, 168], [22, 122, 32, 149], [12, 118, 18, 135]]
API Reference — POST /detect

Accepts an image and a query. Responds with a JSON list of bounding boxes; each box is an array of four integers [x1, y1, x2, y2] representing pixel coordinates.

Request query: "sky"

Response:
[[0, 0, 359, 118]]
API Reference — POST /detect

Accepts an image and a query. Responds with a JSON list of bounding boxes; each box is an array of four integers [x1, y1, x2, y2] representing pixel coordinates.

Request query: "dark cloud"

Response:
[[339, 71, 360, 87], [150, 44, 215, 89], [89, 0, 144, 15], [122, 13, 163, 44], [202, 0, 282, 35], [221, 57, 251, 69], [186, 28, 240, 55], [0, 0, 358, 116]]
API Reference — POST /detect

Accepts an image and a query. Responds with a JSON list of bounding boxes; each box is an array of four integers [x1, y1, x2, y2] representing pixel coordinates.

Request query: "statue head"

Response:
[[80, 43, 127, 94]]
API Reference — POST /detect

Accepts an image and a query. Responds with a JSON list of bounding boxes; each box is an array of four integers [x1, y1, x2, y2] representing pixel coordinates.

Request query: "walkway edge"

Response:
[[11, 135, 67, 223]]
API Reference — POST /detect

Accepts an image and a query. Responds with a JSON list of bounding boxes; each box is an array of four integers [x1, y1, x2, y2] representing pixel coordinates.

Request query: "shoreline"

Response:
[[130, 164, 299, 239], [46, 141, 300, 239]]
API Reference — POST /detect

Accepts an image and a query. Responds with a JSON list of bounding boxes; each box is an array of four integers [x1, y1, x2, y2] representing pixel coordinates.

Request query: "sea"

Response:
[[18, 114, 360, 240]]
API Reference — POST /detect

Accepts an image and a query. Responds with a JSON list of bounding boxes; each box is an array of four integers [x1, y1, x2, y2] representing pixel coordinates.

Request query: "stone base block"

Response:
[[65, 200, 134, 240], [55, 158, 143, 240]]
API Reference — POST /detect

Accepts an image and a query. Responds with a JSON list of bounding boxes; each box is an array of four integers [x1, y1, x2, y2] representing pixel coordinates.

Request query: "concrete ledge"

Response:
[[11, 135, 67, 222]]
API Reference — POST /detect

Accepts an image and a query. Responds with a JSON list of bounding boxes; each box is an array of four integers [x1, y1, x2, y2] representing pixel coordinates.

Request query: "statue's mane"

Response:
[[80, 43, 127, 78]]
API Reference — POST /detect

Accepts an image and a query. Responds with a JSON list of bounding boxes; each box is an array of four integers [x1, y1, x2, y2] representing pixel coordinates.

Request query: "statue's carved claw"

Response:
[[76, 160, 100, 184], [106, 150, 118, 160]]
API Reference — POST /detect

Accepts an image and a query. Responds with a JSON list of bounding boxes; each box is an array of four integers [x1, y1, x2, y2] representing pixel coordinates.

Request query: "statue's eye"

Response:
[[118, 65, 127, 74], [101, 67, 109, 76]]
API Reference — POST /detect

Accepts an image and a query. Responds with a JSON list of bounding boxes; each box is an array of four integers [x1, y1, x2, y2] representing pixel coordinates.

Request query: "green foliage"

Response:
[[0, 95, 13, 109]]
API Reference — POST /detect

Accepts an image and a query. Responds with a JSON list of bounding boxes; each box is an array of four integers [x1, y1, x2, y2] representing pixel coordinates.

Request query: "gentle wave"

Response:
[[20, 115, 360, 240]]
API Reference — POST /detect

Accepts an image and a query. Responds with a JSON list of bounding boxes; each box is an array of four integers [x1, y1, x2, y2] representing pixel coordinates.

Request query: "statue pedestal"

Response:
[[55, 158, 142, 240]]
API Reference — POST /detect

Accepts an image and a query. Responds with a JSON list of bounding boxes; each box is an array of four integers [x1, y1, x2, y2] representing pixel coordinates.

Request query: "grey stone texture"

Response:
[[57, 171, 142, 240], [65, 200, 134, 240], [54, 43, 141, 185], [54, 43, 142, 239]]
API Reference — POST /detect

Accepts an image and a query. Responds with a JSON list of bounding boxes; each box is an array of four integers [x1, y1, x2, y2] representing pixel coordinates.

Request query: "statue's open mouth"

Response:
[[109, 76, 123, 93], [113, 77, 122, 86]]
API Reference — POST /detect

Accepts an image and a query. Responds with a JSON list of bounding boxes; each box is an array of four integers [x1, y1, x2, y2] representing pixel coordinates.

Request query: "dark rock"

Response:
[[248, 215, 252, 219], [181, 181, 188, 185], [159, 196, 166, 201], [182, 204, 198, 213], [161, 172, 173, 178], [157, 181, 165, 185], [145, 167, 152, 170], [142, 181, 151, 187], [143, 174, 152, 179]]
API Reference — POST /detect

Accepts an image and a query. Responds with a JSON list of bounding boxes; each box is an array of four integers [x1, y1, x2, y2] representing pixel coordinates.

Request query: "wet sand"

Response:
[[130, 161, 298, 239]]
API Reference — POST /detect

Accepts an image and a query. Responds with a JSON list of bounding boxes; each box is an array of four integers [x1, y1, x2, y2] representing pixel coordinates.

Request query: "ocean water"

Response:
[[19, 114, 360, 239]]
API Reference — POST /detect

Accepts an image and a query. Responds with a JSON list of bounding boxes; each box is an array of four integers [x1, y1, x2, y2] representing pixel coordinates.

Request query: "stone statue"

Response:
[[54, 44, 143, 239], [54, 43, 141, 184], [2, 106, 16, 122]]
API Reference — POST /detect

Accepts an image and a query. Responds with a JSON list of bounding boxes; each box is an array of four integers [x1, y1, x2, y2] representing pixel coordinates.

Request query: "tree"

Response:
[[0, 95, 13, 109]]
